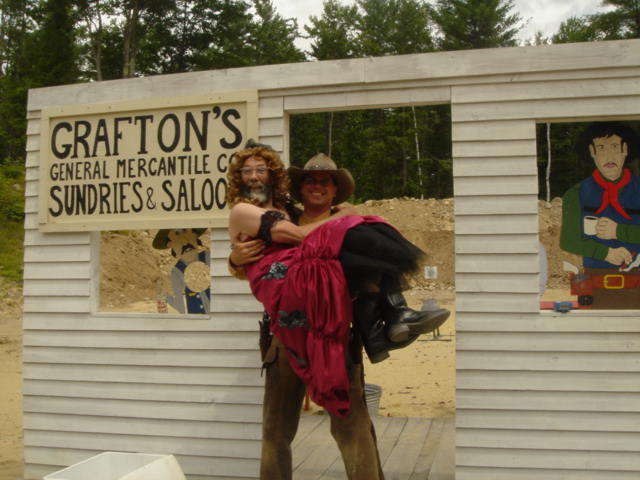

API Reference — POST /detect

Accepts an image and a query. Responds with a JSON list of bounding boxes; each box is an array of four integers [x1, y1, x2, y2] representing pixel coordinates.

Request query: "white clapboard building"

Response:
[[23, 39, 640, 479]]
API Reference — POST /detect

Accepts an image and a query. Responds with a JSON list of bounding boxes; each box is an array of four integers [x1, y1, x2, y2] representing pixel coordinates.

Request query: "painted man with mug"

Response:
[[560, 122, 640, 308]]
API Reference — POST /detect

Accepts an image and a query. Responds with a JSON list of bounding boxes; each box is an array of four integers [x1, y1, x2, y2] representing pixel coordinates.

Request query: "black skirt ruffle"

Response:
[[339, 222, 424, 295]]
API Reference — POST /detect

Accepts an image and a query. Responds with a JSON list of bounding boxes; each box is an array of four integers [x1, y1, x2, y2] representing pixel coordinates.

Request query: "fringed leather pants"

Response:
[[259, 332, 385, 480]]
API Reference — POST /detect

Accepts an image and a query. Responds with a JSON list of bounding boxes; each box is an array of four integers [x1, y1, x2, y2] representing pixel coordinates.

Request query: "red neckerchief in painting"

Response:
[[593, 168, 632, 220]]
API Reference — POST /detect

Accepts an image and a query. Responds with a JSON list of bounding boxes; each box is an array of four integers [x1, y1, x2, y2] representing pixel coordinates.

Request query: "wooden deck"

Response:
[[292, 415, 455, 479]]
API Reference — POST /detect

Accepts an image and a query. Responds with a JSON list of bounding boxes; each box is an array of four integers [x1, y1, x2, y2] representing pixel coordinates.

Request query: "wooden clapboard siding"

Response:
[[24, 412, 261, 439], [455, 467, 640, 480], [24, 430, 261, 459], [23, 39, 640, 479], [23, 346, 260, 367], [258, 116, 283, 137], [457, 446, 640, 470], [23, 330, 257, 349], [23, 380, 263, 405], [23, 311, 260, 331], [453, 157, 538, 177], [457, 351, 640, 372], [24, 396, 261, 423], [451, 76, 640, 104], [456, 273, 539, 293], [456, 233, 538, 254], [453, 97, 640, 123], [458, 312, 640, 332], [449, 40, 640, 479], [456, 428, 640, 450], [455, 174, 539, 196], [24, 102, 262, 477], [283, 86, 450, 113]]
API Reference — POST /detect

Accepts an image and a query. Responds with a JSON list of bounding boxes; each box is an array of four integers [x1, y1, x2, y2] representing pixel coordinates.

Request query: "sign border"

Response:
[[38, 91, 258, 232]]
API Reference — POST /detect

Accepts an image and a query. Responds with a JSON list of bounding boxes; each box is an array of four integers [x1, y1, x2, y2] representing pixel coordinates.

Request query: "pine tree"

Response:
[[248, 0, 305, 65], [595, 0, 640, 39], [30, 0, 80, 86], [432, 0, 522, 50], [305, 0, 359, 60]]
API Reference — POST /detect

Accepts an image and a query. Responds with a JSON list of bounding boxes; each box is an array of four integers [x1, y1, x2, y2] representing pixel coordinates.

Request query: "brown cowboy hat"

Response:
[[152, 228, 207, 250], [288, 153, 355, 205]]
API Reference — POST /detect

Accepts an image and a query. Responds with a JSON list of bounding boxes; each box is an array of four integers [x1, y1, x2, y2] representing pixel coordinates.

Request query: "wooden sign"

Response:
[[38, 91, 258, 231]]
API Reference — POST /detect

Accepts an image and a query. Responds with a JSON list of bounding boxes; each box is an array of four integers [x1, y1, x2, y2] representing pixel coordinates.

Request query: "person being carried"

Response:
[[230, 148, 450, 362]]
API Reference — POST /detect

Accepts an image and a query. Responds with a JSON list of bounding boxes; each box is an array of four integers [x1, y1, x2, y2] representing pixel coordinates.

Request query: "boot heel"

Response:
[[367, 349, 390, 364], [387, 322, 410, 342]]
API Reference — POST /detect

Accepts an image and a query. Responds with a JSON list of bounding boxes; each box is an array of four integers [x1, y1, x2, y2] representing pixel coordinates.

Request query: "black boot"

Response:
[[384, 292, 450, 337], [352, 293, 393, 364]]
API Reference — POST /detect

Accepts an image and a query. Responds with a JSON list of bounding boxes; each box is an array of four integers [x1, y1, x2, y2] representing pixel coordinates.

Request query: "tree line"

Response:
[[1, 0, 639, 204]]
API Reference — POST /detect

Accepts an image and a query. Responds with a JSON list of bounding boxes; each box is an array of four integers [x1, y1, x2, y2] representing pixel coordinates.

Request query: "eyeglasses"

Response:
[[303, 176, 333, 187], [240, 166, 270, 176]]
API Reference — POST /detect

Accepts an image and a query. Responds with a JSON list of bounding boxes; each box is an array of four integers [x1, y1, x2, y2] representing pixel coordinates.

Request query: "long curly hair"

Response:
[[226, 145, 290, 209]]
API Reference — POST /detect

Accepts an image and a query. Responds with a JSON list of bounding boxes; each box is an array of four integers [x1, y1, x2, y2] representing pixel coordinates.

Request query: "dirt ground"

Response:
[[0, 279, 23, 480], [0, 197, 572, 479]]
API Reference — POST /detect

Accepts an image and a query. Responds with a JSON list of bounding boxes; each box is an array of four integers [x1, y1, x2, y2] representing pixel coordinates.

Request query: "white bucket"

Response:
[[364, 383, 383, 416], [43, 452, 186, 480]]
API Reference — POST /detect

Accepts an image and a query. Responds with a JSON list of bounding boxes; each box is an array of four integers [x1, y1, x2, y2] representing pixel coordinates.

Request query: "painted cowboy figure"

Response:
[[560, 122, 640, 308], [226, 141, 449, 479], [153, 228, 211, 314]]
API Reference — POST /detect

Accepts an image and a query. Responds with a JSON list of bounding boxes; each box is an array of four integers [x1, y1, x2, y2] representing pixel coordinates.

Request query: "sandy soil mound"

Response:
[[539, 197, 581, 289], [0, 278, 23, 480]]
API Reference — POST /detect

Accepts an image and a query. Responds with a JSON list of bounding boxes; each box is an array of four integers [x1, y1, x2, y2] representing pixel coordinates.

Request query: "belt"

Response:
[[590, 274, 640, 290]]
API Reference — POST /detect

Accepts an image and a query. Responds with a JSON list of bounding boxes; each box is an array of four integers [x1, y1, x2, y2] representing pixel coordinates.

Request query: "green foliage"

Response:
[[537, 123, 592, 200], [0, 163, 25, 281], [552, 15, 602, 43], [599, 0, 640, 38], [0, 163, 24, 222], [306, 0, 435, 60], [432, 0, 522, 50], [0, 218, 23, 281], [306, 0, 360, 60], [28, 0, 80, 86], [553, 0, 640, 44], [290, 105, 452, 201], [357, 0, 435, 56], [298, 0, 448, 201], [248, 0, 305, 65]]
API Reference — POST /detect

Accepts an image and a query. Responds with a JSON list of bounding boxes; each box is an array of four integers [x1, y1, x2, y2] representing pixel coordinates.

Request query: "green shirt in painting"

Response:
[[560, 182, 640, 263]]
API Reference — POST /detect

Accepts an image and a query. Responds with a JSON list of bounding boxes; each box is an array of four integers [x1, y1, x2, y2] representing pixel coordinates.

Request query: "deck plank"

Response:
[[383, 418, 432, 480], [292, 413, 326, 449], [318, 414, 393, 479], [293, 415, 454, 479], [293, 415, 332, 471], [377, 417, 409, 465], [427, 418, 455, 480], [408, 417, 446, 480]]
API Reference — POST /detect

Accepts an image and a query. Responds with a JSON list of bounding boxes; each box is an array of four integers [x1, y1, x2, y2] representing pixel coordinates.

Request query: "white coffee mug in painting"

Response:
[[583, 216, 598, 235]]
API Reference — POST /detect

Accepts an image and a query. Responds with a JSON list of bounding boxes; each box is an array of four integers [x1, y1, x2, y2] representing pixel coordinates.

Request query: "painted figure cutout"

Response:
[[153, 228, 211, 314], [560, 122, 640, 309]]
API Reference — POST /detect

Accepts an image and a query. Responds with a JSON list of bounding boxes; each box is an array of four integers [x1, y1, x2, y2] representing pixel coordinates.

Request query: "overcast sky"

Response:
[[271, 0, 614, 52]]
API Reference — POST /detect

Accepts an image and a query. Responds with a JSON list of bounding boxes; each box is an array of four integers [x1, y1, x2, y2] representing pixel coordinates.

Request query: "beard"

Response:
[[241, 180, 272, 206]]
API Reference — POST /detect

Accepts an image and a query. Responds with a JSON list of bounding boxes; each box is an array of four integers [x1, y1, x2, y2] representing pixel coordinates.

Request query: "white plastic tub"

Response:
[[43, 452, 186, 480]]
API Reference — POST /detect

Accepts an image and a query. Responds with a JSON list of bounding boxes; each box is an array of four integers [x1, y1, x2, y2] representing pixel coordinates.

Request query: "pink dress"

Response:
[[246, 215, 385, 417]]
